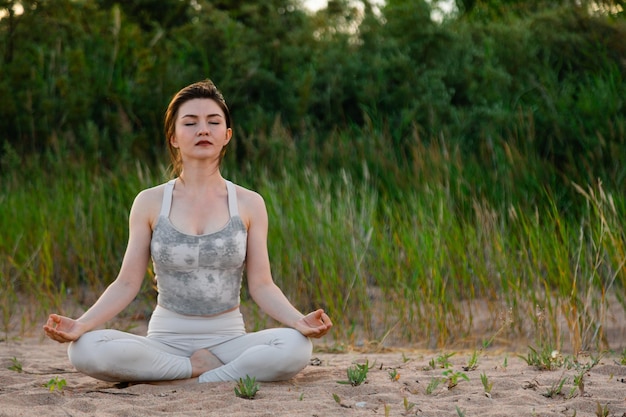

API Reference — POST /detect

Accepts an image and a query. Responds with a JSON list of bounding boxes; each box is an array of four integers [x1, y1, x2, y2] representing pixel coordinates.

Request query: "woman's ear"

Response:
[[170, 135, 179, 148], [224, 128, 233, 145]]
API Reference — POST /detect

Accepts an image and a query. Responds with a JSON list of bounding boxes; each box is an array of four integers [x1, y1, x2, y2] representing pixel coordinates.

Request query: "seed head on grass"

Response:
[[519, 345, 563, 370], [234, 375, 260, 399]]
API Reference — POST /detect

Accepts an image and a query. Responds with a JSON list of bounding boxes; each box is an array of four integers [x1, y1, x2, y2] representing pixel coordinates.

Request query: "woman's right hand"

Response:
[[43, 314, 87, 343]]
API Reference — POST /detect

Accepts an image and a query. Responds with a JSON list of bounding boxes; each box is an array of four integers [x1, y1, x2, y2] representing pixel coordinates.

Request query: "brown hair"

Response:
[[164, 79, 232, 177]]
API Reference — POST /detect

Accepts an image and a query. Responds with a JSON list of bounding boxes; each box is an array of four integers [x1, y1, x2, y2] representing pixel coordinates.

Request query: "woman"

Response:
[[43, 79, 332, 384]]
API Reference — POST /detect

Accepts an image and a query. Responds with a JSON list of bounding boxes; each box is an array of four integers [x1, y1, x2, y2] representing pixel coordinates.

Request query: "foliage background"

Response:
[[1, 0, 624, 195], [0, 0, 624, 350]]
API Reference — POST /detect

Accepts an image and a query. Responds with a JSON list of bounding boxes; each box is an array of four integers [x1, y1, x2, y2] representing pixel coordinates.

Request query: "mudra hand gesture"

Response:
[[43, 314, 86, 343], [294, 309, 332, 338]]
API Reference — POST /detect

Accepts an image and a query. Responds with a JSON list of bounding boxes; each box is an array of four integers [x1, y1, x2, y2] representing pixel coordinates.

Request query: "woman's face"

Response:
[[170, 98, 232, 163]]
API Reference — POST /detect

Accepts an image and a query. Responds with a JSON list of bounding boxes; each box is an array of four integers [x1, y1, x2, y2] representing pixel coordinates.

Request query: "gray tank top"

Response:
[[150, 179, 248, 316]]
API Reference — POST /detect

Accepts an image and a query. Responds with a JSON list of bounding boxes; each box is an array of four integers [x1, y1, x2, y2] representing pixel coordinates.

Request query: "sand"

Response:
[[1, 332, 625, 417]]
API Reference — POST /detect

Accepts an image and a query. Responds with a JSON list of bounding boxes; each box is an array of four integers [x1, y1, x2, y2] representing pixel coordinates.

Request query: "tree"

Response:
[[95, 0, 193, 29], [455, 0, 625, 19]]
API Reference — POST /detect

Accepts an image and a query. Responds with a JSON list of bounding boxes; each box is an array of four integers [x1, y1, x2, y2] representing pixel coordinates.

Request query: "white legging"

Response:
[[68, 306, 312, 383]]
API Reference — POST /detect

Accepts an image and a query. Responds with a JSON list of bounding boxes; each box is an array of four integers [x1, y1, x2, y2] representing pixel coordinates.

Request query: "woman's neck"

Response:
[[178, 164, 223, 189]]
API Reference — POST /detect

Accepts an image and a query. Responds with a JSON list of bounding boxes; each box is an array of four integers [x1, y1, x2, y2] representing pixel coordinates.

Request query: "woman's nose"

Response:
[[197, 122, 211, 135]]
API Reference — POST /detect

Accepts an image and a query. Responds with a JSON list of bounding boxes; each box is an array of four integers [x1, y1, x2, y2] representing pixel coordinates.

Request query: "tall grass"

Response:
[[0, 152, 160, 338], [1, 129, 624, 352]]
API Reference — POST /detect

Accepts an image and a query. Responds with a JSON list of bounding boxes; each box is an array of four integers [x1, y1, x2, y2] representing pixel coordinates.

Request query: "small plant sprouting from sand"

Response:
[[8, 357, 22, 373], [44, 376, 66, 392], [464, 311, 513, 371], [542, 371, 567, 398], [332, 393, 351, 409], [465, 350, 481, 372], [520, 345, 604, 399], [337, 360, 373, 386], [234, 375, 260, 399], [425, 352, 455, 371], [436, 352, 455, 368], [388, 368, 400, 381], [595, 402, 610, 417], [442, 369, 469, 389], [403, 397, 416, 414], [519, 345, 564, 371], [425, 369, 469, 393], [570, 371, 585, 399], [424, 351, 469, 393], [619, 349, 626, 365], [425, 377, 441, 395], [480, 372, 493, 397], [565, 352, 603, 398]]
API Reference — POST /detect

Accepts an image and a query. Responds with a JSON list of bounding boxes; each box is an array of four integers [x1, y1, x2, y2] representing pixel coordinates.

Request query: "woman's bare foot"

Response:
[[115, 376, 200, 387], [143, 377, 200, 386], [120, 350, 223, 385], [190, 349, 223, 377]]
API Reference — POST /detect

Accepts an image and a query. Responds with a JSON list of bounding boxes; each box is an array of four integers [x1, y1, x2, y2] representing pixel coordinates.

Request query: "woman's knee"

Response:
[[294, 330, 313, 357], [68, 332, 97, 366], [276, 328, 313, 371], [68, 332, 105, 377], [67, 330, 134, 381]]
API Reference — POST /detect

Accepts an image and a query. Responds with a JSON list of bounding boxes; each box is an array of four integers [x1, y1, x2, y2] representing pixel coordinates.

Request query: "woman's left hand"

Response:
[[294, 309, 333, 338]]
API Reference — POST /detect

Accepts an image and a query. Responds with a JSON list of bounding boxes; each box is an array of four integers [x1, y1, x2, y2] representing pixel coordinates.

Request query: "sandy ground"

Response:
[[1, 331, 625, 417]]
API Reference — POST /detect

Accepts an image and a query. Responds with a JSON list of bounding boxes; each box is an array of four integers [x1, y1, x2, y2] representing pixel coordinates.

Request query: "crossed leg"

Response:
[[68, 327, 311, 384], [198, 328, 312, 383]]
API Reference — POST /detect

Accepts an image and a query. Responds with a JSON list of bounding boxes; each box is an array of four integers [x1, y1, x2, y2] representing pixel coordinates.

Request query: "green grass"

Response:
[[1, 128, 624, 353], [337, 360, 373, 386], [234, 375, 260, 399]]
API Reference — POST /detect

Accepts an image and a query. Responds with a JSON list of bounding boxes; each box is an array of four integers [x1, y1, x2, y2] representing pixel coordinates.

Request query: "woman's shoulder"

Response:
[[129, 181, 170, 218], [135, 181, 169, 203], [230, 181, 264, 206], [229, 181, 267, 225]]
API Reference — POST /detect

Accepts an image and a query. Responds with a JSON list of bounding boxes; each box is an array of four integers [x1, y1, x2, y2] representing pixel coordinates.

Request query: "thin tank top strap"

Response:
[[225, 180, 239, 217], [160, 179, 176, 217]]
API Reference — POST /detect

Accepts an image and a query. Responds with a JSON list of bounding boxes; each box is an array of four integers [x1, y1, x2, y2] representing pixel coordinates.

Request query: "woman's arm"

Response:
[[44, 189, 157, 343], [241, 189, 332, 338]]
